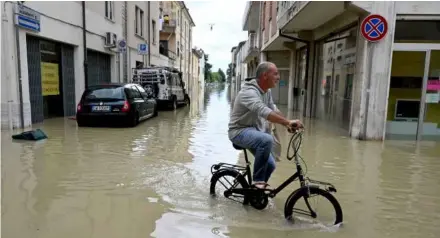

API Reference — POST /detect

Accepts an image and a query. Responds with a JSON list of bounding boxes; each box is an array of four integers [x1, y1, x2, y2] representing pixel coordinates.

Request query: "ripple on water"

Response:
[[2, 84, 440, 238]]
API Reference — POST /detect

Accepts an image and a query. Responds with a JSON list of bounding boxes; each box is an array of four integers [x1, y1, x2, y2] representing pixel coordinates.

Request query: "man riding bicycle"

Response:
[[228, 61, 303, 190]]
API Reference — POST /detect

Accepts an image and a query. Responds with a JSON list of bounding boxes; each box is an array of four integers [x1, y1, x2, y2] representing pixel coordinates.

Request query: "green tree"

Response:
[[210, 72, 220, 82], [226, 63, 233, 83], [204, 54, 213, 82], [218, 68, 226, 82]]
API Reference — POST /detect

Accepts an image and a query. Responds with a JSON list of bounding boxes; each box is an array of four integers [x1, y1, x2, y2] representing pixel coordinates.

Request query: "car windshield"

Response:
[[84, 87, 125, 101]]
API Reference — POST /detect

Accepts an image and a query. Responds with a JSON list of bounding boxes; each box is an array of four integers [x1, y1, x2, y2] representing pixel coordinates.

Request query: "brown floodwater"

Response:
[[2, 84, 440, 238]]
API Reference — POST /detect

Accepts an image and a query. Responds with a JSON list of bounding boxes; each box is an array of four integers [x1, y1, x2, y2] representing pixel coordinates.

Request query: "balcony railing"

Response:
[[163, 18, 176, 27], [248, 33, 258, 50], [243, 32, 259, 62], [277, 1, 309, 30], [159, 47, 176, 61], [161, 12, 177, 33]]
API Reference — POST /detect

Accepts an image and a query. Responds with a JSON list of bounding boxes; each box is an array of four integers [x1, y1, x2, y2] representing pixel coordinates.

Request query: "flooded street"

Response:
[[2, 84, 440, 238]]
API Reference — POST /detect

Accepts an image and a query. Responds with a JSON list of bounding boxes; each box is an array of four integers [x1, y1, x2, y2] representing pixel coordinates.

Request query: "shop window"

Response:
[[345, 29, 357, 49], [344, 74, 353, 100], [335, 75, 340, 92], [40, 40, 63, 119], [136, 61, 143, 68], [390, 77, 422, 89], [395, 20, 440, 42], [316, 25, 358, 126]]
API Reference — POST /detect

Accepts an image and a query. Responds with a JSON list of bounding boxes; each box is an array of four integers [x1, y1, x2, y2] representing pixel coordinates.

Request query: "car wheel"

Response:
[[153, 105, 158, 117], [172, 97, 177, 110], [129, 113, 139, 127], [77, 118, 86, 127], [184, 95, 190, 106]]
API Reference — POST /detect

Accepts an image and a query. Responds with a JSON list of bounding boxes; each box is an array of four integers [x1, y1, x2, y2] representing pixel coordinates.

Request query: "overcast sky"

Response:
[[185, 1, 248, 72]]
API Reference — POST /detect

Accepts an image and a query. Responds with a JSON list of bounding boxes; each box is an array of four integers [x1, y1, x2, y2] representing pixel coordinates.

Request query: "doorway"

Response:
[[27, 36, 76, 124], [271, 69, 289, 105], [386, 44, 440, 141], [40, 40, 64, 119]]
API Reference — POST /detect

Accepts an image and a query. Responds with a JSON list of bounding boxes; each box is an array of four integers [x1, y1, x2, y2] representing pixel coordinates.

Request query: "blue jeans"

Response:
[[231, 128, 276, 183]]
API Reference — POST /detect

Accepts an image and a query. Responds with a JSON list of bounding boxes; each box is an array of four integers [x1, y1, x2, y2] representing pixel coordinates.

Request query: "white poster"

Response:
[[426, 93, 440, 103]]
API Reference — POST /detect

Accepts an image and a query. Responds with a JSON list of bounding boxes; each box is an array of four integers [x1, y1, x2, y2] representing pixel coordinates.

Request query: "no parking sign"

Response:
[[361, 14, 388, 42]]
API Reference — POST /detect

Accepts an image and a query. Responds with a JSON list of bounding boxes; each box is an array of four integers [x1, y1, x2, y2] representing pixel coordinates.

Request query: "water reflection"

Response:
[[2, 84, 440, 238]]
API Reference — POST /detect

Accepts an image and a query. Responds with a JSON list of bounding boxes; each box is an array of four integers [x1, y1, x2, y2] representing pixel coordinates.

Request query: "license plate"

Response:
[[92, 106, 111, 112]]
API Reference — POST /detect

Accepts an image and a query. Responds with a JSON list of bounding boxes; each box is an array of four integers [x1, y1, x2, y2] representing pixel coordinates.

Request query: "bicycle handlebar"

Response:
[[286, 128, 304, 161]]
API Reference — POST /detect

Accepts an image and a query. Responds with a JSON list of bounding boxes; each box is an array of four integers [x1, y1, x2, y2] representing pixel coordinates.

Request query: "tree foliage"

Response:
[[203, 54, 227, 83], [204, 54, 213, 82], [217, 68, 226, 82], [226, 63, 233, 83]]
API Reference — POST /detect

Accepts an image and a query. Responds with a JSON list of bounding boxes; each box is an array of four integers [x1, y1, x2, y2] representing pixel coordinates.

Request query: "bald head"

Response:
[[256, 62, 276, 80], [255, 61, 279, 91]]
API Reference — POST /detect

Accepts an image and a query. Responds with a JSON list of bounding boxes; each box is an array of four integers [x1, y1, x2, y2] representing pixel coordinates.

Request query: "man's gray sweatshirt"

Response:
[[228, 78, 278, 140]]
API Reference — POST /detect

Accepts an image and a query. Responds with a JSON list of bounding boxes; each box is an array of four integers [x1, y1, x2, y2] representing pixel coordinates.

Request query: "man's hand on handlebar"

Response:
[[287, 119, 303, 133]]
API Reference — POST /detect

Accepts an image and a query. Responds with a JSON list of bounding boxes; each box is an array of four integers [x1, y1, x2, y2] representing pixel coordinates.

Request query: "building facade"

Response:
[[1, 1, 124, 129], [158, 1, 195, 89], [1, 1, 197, 130], [229, 41, 248, 100], [190, 47, 205, 113], [240, 1, 440, 141], [125, 1, 161, 81]]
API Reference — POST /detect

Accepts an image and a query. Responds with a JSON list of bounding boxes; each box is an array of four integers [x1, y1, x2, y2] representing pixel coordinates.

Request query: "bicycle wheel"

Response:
[[210, 169, 249, 204], [284, 186, 343, 226]]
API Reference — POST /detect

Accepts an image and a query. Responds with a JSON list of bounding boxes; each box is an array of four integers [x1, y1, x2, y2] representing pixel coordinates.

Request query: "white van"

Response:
[[132, 66, 190, 110]]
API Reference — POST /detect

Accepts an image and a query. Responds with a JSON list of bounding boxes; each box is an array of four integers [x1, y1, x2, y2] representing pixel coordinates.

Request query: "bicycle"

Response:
[[209, 127, 343, 225]]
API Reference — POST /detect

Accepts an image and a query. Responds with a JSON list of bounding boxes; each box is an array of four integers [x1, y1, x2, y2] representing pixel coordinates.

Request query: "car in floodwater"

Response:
[[76, 83, 158, 127]]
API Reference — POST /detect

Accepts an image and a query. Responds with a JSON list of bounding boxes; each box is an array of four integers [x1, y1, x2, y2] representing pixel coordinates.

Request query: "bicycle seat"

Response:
[[232, 143, 244, 150]]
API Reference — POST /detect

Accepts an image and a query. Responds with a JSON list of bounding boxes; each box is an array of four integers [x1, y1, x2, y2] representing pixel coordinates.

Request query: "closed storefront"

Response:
[[271, 69, 289, 105], [26, 36, 76, 124], [314, 26, 358, 131], [267, 51, 291, 106], [87, 50, 112, 86]]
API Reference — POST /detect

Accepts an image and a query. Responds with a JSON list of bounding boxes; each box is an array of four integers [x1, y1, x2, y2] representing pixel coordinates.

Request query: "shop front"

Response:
[[385, 20, 440, 141], [314, 25, 358, 131], [278, 1, 440, 141], [27, 35, 76, 124]]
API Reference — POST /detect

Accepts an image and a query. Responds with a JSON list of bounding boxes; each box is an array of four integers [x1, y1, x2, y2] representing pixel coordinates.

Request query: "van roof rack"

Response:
[[132, 66, 180, 73]]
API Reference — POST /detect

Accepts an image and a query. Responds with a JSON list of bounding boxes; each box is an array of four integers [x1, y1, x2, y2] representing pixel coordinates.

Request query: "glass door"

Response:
[[389, 44, 440, 141], [387, 50, 427, 141], [422, 50, 440, 141]]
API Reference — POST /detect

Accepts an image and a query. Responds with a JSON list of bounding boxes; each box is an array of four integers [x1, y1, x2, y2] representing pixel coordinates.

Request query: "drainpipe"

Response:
[[13, 2, 25, 129], [179, 5, 183, 73], [147, 1, 151, 66], [82, 2, 88, 88], [3, 1, 14, 129], [123, 1, 128, 81]]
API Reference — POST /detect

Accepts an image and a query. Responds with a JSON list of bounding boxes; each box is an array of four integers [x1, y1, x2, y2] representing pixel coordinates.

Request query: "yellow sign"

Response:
[[41, 62, 60, 96]]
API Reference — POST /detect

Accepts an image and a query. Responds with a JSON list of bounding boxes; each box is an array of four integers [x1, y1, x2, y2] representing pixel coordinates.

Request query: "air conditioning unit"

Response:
[[105, 32, 117, 47]]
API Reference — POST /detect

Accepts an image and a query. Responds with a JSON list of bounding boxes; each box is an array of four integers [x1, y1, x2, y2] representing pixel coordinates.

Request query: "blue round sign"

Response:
[[361, 14, 388, 42], [119, 40, 126, 48]]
